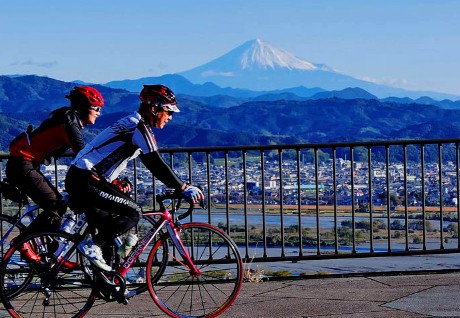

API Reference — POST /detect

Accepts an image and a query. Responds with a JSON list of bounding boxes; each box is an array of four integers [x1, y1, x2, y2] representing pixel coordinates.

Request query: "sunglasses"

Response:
[[89, 106, 102, 113]]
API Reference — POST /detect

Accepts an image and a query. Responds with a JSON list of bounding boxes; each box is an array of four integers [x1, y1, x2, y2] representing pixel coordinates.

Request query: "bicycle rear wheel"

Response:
[[0, 231, 95, 317], [146, 222, 243, 318]]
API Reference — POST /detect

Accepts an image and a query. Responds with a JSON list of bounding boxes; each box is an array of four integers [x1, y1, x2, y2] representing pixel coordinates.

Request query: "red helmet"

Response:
[[139, 84, 180, 112], [66, 86, 104, 109]]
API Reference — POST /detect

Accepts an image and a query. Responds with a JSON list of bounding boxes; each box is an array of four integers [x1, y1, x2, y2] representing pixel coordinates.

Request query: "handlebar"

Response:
[[155, 189, 205, 221]]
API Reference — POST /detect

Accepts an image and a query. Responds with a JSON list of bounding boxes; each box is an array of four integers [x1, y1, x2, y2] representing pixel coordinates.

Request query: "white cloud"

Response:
[[10, 59, 58, 69], [201, 70, 234, 77], [360, 76, 411, 88]]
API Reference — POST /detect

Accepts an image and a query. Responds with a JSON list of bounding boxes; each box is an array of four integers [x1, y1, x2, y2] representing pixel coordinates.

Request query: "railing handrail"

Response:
[[1, 137, 459, 160], [158, 137, 460, 154]]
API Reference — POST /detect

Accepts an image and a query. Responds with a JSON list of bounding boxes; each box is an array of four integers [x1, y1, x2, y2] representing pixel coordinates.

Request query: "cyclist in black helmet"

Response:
[[65, 84, 204, 271], [6, 86, 105, 265]]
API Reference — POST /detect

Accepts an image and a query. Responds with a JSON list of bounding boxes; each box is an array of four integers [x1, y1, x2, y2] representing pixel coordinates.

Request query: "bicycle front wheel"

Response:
[[147, 222, 243, 318], [0, 231, 94, 318]]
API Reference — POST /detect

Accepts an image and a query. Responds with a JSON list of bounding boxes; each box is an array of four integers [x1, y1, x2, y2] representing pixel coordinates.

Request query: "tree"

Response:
[[391, 220, 404, 230]]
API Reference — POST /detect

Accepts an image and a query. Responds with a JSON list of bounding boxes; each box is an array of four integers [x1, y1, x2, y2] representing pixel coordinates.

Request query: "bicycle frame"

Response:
[[117, 208, 201, 281], [0, 204, 39, 244]]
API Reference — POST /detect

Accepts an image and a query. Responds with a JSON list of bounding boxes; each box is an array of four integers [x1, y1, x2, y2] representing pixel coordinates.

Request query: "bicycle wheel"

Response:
[[0, 214, 26, 259], [146, 222, 243, 318], [0, 231, 95, 318]]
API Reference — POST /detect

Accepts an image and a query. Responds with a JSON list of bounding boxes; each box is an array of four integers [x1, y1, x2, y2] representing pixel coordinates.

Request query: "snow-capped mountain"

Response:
[[179, 39, 456, 99], [239, 39, 317, 71]]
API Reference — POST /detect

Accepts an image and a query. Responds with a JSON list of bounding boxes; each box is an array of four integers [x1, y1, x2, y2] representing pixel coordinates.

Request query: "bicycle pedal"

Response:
[[117, 297, 128, 305]]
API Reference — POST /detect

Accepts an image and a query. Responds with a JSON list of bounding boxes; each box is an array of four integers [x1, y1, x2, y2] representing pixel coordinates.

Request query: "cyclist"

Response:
[[65, 84, 204, 271], [6, 86, 105, 263]]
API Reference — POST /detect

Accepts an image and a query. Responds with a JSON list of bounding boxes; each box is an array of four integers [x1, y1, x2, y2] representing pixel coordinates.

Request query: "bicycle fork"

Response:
[[166, 222, 202, 277]]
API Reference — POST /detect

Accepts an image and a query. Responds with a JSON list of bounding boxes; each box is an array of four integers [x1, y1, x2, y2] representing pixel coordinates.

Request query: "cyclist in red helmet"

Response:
[[6, 85, 105, 263], [65, 84, 203, 271]]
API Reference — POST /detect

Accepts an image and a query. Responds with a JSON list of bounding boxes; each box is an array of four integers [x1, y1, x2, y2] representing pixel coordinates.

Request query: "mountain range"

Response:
[[106, 39, 459, 101], [105, 73, 460, 109], [2, 38, 460, 153], [2, 74, 460, 155], [178, 39, 460, 100]]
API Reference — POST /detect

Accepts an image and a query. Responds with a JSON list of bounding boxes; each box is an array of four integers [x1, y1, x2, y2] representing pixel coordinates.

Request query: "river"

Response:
[[184, 211, 450, 231]]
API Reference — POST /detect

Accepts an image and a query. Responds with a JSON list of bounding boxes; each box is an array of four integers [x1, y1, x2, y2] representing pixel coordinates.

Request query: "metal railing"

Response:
[[2, 138, 460, 267]]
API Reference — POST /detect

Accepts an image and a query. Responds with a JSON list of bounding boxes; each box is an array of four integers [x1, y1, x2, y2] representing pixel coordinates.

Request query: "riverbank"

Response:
[[212, 203, 459, 214]]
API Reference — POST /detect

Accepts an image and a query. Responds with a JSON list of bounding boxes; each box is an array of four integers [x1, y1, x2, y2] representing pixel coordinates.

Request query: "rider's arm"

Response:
[[139, 150, 186, 191], [64, 111, 85, 154]]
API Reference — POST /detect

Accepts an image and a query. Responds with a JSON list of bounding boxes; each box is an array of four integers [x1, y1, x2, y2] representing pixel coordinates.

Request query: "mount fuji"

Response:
[[179, 39, 456, 100]]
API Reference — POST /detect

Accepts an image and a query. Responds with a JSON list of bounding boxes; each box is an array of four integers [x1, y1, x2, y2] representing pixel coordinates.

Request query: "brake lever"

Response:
[[197, 185, 206, 209]]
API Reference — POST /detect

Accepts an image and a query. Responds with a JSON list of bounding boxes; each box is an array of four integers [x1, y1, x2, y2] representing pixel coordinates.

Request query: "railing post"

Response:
[[332, 147, 338, 254], [350, 146, 356, 254], [438, 144, 444, 249], [314, 148, 320, 255], [278, 148, 285, 258], [296, 148, 303, 256], [260, 150, 267, 258], [386, 145, 391, 252], [206, 151, 212, 223], [367, 146, 374, 253], [403, 144, 409, 251], [133, 158, 138, 203], [224, 151, 230, 236], [243, 149, 249, 259], [421, 144, 427, 250]]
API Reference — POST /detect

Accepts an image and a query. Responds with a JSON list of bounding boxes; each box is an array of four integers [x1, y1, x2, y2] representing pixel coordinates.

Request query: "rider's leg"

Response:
[[66, 167, 141, 271], [6, 158, 66, 262], [6, 158, 66, 236]]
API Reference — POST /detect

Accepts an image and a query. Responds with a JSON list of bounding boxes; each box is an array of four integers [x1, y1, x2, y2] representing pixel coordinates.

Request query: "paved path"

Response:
[[80, 271, 460, 317]]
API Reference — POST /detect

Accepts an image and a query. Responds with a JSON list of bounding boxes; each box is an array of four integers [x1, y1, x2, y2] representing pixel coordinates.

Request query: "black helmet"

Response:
[[139, 84, 180, 112]]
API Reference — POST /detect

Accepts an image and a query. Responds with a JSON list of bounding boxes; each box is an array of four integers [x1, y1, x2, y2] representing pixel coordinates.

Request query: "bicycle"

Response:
[[0, 189, 244, 317]]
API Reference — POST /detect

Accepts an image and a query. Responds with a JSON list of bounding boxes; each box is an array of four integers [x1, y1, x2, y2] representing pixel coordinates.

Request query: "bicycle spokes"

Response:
[[0, 231, 95, 318], [147, 223, 243, 318]]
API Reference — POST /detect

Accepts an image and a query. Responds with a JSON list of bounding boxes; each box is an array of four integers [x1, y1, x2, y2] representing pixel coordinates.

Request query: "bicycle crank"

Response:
[[94, 271, 127, 303], [42, 287, 52, 306]]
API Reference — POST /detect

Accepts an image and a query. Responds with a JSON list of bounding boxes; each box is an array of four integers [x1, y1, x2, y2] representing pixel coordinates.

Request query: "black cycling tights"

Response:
[[65, 166, 142, 247], [5, 157, 67, 237]]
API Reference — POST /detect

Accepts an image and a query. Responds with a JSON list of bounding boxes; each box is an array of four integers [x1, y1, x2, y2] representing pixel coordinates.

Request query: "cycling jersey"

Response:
[[6, 107, 85, 237], [72, 111, 183, 189], [9, 107, 84, 163]]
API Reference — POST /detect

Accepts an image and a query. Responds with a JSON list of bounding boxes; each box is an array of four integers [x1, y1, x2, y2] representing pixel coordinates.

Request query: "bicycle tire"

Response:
[[0, 231, 95, 318], [0, 214, 26, 259], [146, 222, 243, 318]]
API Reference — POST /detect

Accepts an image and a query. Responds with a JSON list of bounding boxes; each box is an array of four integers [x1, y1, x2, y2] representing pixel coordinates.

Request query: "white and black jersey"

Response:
[[72, 112, 183, 189]]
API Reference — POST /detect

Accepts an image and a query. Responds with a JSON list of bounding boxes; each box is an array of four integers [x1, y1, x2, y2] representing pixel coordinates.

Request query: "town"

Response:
[[40, 154, 457, 214]]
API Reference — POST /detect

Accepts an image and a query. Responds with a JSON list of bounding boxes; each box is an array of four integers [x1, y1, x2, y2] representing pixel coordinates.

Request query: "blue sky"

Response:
[[1, 0, 459, 95]]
